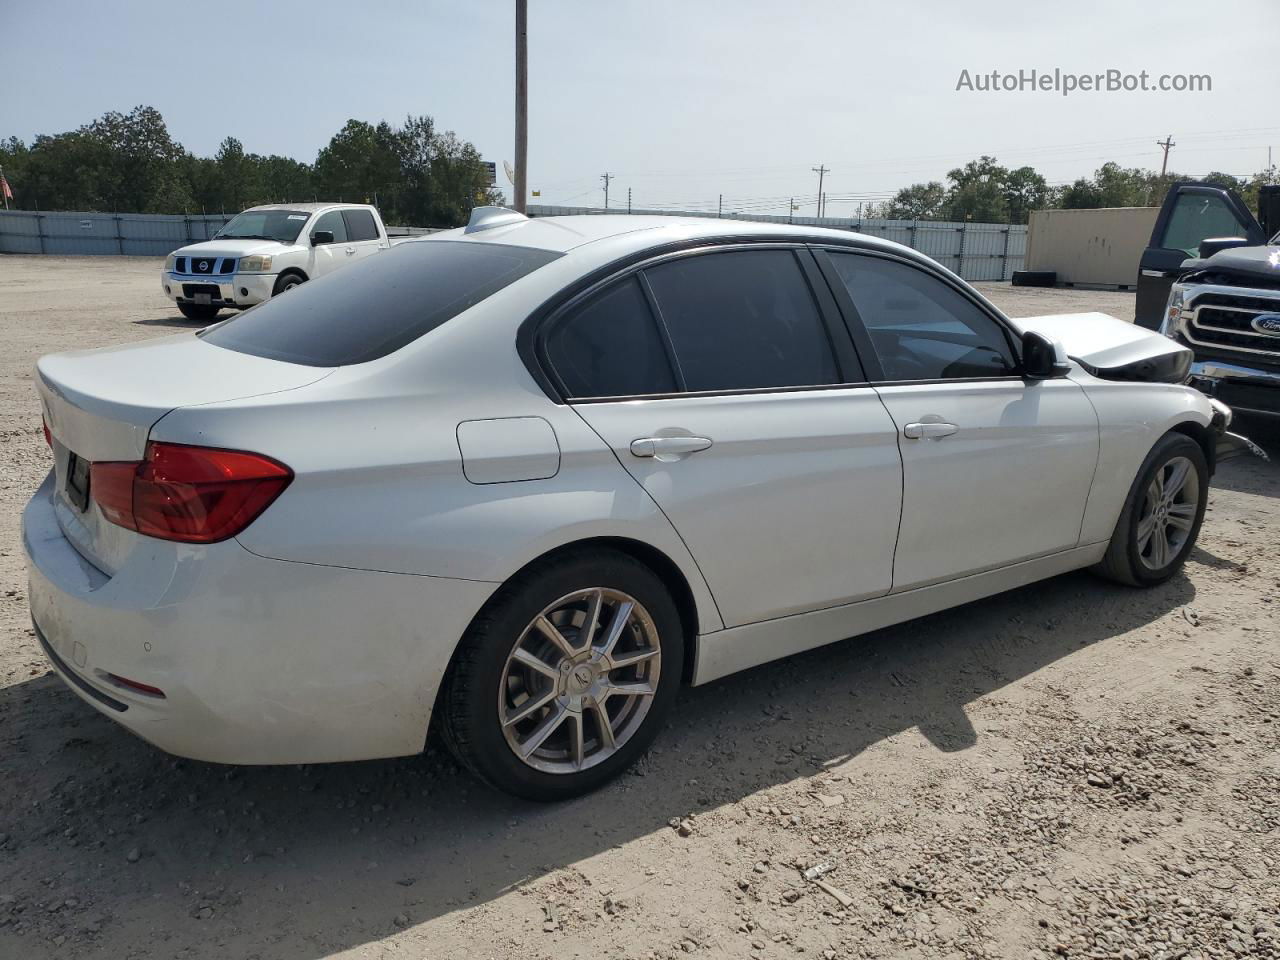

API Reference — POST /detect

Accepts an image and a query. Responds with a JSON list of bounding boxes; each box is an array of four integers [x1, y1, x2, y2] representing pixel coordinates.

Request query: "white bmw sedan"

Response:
[[26, 209, 1235, 799]]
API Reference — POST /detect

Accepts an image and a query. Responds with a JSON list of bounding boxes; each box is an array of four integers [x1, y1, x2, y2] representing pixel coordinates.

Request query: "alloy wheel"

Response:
[[1135, 455, 1199, 571], [498, 588, 661, 774]]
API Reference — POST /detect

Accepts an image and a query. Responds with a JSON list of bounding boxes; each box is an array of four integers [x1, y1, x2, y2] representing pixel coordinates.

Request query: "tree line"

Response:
[[0, 106, 502, 227], [865, 156, 1280, 224]]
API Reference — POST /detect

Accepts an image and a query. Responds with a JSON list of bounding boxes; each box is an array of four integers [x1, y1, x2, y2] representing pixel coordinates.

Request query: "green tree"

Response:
[[882, 181, 947, 220]]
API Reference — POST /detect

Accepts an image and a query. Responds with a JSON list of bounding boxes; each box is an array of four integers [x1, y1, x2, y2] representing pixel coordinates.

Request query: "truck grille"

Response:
[[174, 256, 236, 275], [1185, 291, 1280, 358]]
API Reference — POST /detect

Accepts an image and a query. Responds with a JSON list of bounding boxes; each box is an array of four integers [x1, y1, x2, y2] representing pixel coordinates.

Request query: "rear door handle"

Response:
[[630, 436, 713, 460], [903, 421, 958, 440]]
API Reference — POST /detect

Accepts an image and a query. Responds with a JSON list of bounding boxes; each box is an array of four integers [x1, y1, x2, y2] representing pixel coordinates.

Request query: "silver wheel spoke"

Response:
[[607, 647, 659, 671], [1167, 502, 1196, 531], [580, 589, 603, 651], [590, 700, 616, 751], [532, 615, 576, 660], [1136, 513, 1158, 551], [511, 647, 560, 681], [596, 599, 634, 659], [605, 680, 655, 700], [1148, 523, 1170, 567], [503, 687, 558, 728], [567, 712, 585, 769], [1163, 459, 1190, 501], [519, 703, 569, 758], [1149, 473, 1164, 505]]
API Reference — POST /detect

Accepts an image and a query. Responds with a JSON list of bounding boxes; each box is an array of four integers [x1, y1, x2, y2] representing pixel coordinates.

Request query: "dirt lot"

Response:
[[1, 255, 1277, 960]]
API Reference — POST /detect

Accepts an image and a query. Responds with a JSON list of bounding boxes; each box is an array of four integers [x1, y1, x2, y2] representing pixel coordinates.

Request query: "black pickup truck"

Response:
[[1136, 182, 1280, 420]]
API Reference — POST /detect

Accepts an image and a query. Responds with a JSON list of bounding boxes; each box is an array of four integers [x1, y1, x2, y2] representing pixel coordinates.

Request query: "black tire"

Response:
[[272, 272, 304, 296], [177, 301, 221, 322], [1093, 432, 1208, 587], [439, 549, 684, 801]]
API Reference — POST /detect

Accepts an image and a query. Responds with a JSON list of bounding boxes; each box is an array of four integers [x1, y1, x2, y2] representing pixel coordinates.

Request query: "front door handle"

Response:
[[903, 421, 958, 440], [630, 436, 713, 460], [345, 246, 356, 256]]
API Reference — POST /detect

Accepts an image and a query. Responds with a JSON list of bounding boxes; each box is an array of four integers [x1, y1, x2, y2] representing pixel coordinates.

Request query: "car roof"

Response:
[[424, 213, 920, 261], [242, 202, 374, 213]]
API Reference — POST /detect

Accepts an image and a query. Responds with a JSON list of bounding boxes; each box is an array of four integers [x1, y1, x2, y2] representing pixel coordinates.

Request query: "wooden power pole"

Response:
[[514, 0, 528, 213], [1157, 135, 1175, 177]]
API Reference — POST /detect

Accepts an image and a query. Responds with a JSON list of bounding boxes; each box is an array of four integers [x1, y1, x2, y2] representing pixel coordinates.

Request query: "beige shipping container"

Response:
[[1024, 207, 1159, 287]]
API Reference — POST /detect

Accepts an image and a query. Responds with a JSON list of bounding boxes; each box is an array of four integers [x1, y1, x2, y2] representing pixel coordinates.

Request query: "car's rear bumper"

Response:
[[22, 470, 496, 765], [161, 272, 276, 308]]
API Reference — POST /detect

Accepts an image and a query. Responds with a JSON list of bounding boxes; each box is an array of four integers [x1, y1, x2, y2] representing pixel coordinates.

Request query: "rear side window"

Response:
[[545, 277, 677, 398], [343, 208, 380, 242], [311, 210, 347, 243], [643, 250, 839, 392], [202, 241, 561, 366], [827, 252, 1016, 381]]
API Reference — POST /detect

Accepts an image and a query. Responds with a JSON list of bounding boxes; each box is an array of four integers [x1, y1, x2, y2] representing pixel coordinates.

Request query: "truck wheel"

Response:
[[272, 273, 304, 295], [177, 302, 221, 322]]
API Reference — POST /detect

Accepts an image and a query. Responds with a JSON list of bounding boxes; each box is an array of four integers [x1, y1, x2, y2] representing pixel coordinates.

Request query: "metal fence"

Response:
[[528, 205, 1026, 282], [0, 210, 440, 257], [0, 207, 1026, 282]]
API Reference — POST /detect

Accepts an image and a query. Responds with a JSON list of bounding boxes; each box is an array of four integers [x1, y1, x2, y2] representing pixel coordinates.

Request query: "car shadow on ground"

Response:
[[0, 567, 1194, 958], [132, 315, 209, 329]]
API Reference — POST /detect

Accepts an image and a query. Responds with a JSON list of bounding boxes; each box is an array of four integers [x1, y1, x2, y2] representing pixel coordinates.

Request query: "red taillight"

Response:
[[90, 442, 292, 544], [106, 673, 166, 698], [42, 417, 52, 448]]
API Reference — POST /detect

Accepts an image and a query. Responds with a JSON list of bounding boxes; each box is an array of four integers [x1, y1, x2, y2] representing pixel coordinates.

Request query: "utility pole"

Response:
[[1157, 135, 1175, 177], [601, 172, 613, 209], [812, 165, 828, 217], [627, 187, 632, 214], [513, 0, 528, 213], [718, 194, 723, 218], [788, 198, 793, 224]]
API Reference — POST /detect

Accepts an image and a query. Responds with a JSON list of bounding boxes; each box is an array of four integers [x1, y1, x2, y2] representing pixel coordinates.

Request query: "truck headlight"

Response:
[[238, 255, 273, 273], [165, 254, 177, 272], [1160, 284, 1186, 338]]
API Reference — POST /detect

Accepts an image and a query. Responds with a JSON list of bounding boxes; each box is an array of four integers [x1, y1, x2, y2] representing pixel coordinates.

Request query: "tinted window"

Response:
[[828, 253, 1016, 381], [311, 210, 347, 243], [202, 241, 561, 366], [343, 208, 380, 242], [644, 250, 839, 392], [1161, 192, 1250, 257], [546, 277, 677, 398]]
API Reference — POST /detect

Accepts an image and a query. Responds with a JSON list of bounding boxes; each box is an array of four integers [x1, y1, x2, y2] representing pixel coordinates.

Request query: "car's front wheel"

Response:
[[1094, 432, 1208, 586], [440, 550, 683, 801]]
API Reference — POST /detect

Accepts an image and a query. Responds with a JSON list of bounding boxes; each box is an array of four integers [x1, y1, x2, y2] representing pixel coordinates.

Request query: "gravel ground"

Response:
[[0, 255, 1277, 960]]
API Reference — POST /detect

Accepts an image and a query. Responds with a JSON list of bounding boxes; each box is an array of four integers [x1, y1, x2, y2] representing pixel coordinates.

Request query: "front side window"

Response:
[[311, 210, 348, 243], [1161, 192, 1250, 257], [827, 252, 1016, 381], [202, 240, 561, 366], [643, 250, 840, 392], [545, 277, 677, 398], [214, 209, 308, 244], [343, 208, 380, 242]]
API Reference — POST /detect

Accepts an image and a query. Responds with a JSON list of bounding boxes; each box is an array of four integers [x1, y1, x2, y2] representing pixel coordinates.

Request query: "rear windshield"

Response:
[[201, 240, 561, 366]]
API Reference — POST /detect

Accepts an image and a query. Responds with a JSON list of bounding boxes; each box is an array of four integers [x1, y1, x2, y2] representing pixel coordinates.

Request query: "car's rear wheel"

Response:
[[272, 273, 304, 296], [177, 302, 220, 322], [1094, 432, 1208, 587], [440, 550, 683, 801]]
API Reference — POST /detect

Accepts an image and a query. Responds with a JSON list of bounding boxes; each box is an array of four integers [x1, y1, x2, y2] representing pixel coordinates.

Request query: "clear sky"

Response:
[[2, 0, 1275, 216]]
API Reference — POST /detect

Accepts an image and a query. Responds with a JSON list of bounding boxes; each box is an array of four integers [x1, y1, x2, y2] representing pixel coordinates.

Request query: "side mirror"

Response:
[[1021, 330, 1071, 380], [1197, 236, 1250, 259], [311, 230, 335, 246]]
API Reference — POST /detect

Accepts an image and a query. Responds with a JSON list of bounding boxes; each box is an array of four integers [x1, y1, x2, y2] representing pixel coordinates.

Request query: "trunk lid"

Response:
[[37, 334, 331, 574]]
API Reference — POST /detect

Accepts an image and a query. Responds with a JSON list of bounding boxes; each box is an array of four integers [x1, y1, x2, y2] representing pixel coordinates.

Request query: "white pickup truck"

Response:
[[161, 202, 390, 320]]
